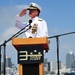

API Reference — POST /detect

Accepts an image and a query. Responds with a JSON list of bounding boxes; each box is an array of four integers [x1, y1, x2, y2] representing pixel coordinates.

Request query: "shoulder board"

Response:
[[38, 18, 43, 21]]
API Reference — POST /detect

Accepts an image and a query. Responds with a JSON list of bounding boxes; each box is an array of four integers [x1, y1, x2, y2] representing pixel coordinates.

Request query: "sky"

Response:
[[0, 0, 75, 65]]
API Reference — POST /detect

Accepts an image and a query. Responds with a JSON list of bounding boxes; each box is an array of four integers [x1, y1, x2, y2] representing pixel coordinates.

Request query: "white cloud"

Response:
[[15, 4, 29, 9], [0, 5, 29, 65], [2, 27, 18, 38], [0, 4, 29, 41]]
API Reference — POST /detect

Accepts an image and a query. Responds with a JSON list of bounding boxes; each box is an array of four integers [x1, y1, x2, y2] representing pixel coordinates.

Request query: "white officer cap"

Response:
[[27, 2, 42, 12]]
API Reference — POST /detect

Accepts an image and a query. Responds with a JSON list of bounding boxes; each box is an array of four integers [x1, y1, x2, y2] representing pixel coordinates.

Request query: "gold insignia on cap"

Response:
[[30, 4, 33, 7], [29, 2, 42, 11]]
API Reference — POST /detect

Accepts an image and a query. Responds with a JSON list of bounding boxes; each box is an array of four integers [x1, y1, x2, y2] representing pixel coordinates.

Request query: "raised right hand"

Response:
[[19, 9, 27, 17]]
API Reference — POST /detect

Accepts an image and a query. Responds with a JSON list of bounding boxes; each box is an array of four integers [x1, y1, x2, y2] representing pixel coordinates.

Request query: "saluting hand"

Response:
[[19, 9, 27, 17]]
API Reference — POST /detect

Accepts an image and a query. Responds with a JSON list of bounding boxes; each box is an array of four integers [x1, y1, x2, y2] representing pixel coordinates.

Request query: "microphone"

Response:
[[29, 19, 32, 24], [29, 19, 32, 28]]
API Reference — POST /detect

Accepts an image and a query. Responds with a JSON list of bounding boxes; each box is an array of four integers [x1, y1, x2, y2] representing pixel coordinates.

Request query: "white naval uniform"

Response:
[[15, 15, 48, 38]]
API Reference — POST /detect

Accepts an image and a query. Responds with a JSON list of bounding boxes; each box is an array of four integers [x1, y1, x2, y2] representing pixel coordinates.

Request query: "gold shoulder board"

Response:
[[38, 18, 43, 21]]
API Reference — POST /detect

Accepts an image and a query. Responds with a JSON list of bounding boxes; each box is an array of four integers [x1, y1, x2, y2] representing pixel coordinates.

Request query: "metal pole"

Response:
[[56, 36, 60, 75], [3, 41, 6, 75], [0, 46, 1, 74]]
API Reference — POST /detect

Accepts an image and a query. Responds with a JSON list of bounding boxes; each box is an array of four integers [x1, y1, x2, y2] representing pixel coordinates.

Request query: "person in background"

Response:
[[15, 2, 48, 38]]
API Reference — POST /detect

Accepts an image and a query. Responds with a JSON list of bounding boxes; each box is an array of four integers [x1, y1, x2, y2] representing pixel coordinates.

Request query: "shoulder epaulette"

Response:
[[38, 18, 43, 21]]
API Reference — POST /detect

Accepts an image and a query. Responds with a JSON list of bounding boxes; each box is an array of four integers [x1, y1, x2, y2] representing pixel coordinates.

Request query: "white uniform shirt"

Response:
[[15, 15, 48, 38]]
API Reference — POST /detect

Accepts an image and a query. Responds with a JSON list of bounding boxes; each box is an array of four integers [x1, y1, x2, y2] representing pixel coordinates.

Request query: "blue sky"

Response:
[[0, 0, 75, 65]]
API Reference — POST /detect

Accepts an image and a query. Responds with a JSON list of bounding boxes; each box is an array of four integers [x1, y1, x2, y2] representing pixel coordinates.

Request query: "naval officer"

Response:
[[15, 2, 48, 38]]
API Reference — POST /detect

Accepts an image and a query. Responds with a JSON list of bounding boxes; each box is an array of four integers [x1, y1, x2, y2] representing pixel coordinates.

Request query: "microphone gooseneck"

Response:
[[29, 19, 32, 28]]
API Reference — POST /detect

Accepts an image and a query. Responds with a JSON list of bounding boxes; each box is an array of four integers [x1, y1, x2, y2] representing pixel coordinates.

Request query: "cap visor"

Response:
[[27, 7, 37, 10]]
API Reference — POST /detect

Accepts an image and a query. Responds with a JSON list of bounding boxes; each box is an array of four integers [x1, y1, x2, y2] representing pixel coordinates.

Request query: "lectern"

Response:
[[12, 37, 49, 75]]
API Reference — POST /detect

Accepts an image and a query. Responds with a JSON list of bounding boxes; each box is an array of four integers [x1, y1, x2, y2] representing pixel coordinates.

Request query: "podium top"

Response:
[[12, 37, 49, 51]]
